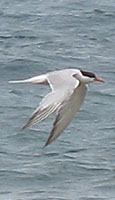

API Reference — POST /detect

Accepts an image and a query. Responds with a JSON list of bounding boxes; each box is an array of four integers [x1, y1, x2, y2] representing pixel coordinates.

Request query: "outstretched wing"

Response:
[[21, 91, 63, 130], [44, 83, 87, 147], [20, 71, 80, 130]]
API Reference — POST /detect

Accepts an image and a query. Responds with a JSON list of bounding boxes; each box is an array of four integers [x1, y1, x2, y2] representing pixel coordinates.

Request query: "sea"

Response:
[[0, 0, 115, 199]]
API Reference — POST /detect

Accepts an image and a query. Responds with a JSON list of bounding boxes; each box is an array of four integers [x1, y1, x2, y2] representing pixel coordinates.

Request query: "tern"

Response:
[[9, 69, 104, 147]]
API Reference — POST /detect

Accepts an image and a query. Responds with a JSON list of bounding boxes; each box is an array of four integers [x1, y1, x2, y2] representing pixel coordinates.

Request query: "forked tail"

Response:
[[8, 74, 48, 85]]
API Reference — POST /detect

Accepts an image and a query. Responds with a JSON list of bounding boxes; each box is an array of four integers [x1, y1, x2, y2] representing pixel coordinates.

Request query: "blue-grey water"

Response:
[[0, 0, 115, 199]]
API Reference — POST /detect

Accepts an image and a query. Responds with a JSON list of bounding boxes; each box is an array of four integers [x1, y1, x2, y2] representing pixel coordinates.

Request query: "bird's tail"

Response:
[[9, 79, 30, 84], [8, 74, 48, 85]]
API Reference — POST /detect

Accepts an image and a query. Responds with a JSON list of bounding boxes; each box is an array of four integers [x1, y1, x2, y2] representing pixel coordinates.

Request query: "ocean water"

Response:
[[0, 0, 115, 199]]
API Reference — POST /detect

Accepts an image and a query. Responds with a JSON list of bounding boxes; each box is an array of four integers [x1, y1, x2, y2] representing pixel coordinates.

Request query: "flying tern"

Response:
[[9, 69, 104, 147]]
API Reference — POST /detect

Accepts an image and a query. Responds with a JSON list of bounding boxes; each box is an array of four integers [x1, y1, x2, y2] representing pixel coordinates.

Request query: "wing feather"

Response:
[[44, 83, 87, 147], [21, 90, 67, 130]]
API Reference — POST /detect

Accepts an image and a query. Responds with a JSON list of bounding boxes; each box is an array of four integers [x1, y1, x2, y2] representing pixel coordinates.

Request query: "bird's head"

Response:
[[73, 70, 104, 84]]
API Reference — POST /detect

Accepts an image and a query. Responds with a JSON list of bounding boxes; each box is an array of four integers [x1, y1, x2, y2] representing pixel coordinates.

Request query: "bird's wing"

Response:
[[21, 91, 63, 130], [21, 70, 80, 130], [21, 78, 79, 130], [44, 83, 87, 147], [47, 69, 79, 91]]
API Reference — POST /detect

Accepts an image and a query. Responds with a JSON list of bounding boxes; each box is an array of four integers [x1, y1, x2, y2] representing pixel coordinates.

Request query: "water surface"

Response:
[[0, 0, 115, 199]]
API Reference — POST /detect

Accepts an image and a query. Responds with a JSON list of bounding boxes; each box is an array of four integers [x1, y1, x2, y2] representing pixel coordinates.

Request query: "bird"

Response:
[[9, 68, 104, 147]]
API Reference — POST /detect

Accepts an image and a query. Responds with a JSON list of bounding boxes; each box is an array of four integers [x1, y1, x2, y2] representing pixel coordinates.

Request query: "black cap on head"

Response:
[[80, 70, 96, 78]]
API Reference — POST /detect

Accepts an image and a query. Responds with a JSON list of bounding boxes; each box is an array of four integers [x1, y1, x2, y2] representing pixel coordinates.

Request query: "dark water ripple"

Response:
[[0, 0, 115, 199]]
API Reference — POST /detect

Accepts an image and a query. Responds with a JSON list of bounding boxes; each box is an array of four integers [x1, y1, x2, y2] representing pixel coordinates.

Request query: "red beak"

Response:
[[95, 77, 104, 82]]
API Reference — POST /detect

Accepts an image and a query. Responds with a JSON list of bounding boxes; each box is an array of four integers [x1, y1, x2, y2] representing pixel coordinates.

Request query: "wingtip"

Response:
[[20, 126, 26, 131], [20, 123, 29, 131], [43, 133, 55, 148], [20, 127, 25, 131], [43, 140, 50, 148]]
